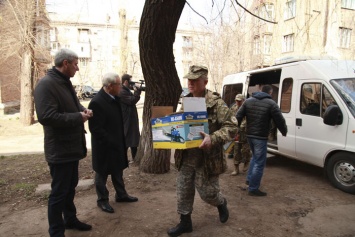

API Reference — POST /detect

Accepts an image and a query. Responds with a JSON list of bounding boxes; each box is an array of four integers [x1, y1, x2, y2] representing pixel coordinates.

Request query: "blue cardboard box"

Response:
[[151, 111, 209, 149]]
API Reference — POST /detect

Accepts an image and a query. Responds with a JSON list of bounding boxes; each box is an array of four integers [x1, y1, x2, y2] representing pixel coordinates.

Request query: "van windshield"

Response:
[[330, 78, 355, 118]]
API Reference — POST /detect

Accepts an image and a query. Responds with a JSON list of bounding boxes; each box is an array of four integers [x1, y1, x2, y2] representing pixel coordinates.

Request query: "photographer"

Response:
[[118, 74, 141, 162]]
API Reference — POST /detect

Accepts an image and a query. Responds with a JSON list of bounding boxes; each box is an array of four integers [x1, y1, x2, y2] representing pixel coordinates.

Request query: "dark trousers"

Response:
[[48, 161, 79, 237], [126, 147, 137, 159], [95, 170, 127, 203]]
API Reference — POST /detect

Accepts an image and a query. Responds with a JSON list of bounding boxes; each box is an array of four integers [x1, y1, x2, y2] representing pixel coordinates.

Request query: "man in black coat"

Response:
[[34, 48, 93, 237], [118, 74, 141, 162], [236, 85, 287, 197], [88, 72, 138, 214]]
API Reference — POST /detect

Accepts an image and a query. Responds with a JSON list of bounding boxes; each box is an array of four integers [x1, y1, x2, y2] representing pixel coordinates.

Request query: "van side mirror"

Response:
[[323, 105, 343, 126]]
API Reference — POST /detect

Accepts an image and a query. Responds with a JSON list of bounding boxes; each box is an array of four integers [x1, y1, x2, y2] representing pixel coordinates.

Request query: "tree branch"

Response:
[[234, 0, 278, 24], [185, 1, 208, 24]]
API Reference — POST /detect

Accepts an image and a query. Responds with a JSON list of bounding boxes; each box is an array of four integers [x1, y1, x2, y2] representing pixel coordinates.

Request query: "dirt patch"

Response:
[[0, 115, 355, 237]]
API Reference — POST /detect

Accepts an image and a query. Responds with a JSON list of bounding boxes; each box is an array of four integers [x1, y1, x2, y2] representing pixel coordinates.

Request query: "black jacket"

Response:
[[118, 85, 141, 147], [236, 92, 287, 139], [88, 89, 128, 175], [34, 67, 87, 164]]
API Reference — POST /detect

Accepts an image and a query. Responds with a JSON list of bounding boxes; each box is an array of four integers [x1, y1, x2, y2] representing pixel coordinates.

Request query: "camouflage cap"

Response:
[[235, 94, 245, 101], [183, 65, 208, 79]]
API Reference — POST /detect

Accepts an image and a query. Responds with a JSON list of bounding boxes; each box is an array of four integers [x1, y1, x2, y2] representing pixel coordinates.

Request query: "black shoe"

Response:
[[65, 220, 92, 231], [167, 214, 193, 237], [97, 202, 114, 213], [217, 198, 229, 223], [115, 195, 138, 202], [248, 189, 267, 196]]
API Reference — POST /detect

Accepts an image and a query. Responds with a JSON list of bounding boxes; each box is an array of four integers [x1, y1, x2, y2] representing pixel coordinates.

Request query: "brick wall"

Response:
[[0, 55, 21, 103]]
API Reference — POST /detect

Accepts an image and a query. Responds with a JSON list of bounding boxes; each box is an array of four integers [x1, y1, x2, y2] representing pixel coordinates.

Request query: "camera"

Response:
[[129, 80, 145, 91]]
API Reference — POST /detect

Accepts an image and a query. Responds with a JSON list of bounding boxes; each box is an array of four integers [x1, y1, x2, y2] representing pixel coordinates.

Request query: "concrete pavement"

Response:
[[0, 100, 144, 156], [0, 134, 92, 156]]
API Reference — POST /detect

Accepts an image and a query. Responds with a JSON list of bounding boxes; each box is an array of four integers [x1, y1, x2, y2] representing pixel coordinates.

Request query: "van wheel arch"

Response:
[[326, 152, 355, 195]]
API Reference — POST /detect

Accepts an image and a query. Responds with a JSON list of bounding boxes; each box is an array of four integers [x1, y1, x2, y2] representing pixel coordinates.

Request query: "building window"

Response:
[[78, 29, 90, 43], [79, 58, 89, 67], [284, 0, 296, 20], [263, 34, 272, 54], [260, 3, 274, 21], [253, 36, 260, 55], [282, 34, 294, 52], [182, 36, 192, 48], [339, 27, 352, 48], [64, 28, 70, 36], [50, 28, 57, 42], [51, 42, 60, 50], [183, 48, 192, 60], [342, 0, 355, 9]]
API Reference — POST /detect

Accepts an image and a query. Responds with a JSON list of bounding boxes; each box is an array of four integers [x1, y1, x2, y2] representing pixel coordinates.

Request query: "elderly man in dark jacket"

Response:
[[236, 84, 287, 197], [34, 48, 93, 237], [118, 74, 141, 162], [88, 72, 138, 214]]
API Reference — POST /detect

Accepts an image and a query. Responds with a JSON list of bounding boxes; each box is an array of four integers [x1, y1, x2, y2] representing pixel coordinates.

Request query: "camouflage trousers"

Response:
[[233, 141, 251, 165], [176, 153, 224, 215]]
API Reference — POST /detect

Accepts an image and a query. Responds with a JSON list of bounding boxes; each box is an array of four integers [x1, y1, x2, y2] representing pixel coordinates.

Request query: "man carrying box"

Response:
[[168, 65, 238, 237]]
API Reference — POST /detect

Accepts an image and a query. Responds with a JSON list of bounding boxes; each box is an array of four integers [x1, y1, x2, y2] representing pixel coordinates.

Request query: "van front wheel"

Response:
[[326, 152, 355, 194]]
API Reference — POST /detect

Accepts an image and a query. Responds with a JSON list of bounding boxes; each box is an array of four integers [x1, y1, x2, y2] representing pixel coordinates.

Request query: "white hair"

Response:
[[102, 72, 119, 86]]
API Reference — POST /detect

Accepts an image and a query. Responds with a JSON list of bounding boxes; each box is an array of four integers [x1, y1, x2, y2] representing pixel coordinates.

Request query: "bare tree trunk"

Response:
[[19, 0, 35, 125], [20, 50, 34, 125], [119, 9, 128, 75], [137, 0, 185, 173]]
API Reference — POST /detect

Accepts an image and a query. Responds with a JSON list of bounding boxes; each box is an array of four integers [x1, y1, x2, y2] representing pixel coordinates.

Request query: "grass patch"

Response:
[[0, 179, 7, 185], [13, 183, 37, 197]]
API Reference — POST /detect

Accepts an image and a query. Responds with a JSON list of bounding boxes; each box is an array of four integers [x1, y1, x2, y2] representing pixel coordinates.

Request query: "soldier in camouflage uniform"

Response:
[[168, 65, 238, 237], [230, 94, 251, 175]]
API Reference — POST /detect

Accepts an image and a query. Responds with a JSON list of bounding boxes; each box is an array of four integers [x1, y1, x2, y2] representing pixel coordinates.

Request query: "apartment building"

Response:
[[245, 0, 355, 69], [47, 8, 207, 89]]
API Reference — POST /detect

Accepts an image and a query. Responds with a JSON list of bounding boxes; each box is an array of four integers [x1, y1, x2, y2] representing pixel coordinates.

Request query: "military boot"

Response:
[[230, 164, 240, 176], [217, 198, 229, 223], [167, 214, 193, 237]]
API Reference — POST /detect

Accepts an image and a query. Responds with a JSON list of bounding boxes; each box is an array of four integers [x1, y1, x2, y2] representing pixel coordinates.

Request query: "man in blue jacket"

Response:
[[236, 85, 287, 196], [34, 48, 93, 237]]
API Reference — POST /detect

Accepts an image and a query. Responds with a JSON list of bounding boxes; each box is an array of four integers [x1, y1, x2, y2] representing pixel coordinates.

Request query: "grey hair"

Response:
[[102, 72, 119, 86], [54, 49, 78, 67]]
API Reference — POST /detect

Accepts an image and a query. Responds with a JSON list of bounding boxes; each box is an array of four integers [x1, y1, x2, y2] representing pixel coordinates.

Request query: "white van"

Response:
[[222, 58, 355, 194]]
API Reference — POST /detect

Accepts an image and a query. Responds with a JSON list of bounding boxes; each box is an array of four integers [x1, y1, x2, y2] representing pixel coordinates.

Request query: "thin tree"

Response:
[[137, 0, 186, 173], [1, 0, 49, 125]]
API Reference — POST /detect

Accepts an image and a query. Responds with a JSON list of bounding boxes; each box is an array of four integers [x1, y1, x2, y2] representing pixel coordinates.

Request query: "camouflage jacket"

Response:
[[174, 89, 238, 176], [230, 103, 246, 132]]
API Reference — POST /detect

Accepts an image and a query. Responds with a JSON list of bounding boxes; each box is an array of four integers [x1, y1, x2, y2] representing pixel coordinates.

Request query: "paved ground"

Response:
[[0, 100, 144, 156], [0, 129, 92, 156]]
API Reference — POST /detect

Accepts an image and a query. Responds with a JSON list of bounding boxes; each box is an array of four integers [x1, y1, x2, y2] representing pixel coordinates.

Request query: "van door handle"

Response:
[[296, 118, 302, 126]]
